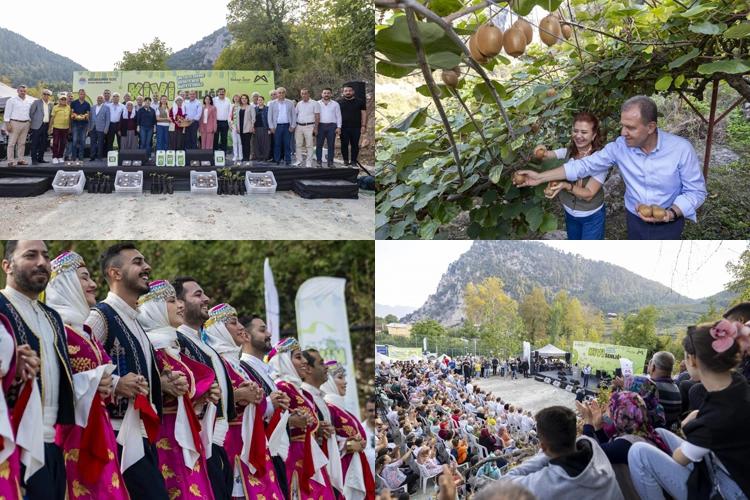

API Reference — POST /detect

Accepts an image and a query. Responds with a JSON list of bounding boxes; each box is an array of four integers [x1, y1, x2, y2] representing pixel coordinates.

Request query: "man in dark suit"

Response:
[[88, 94, 110, 161], [29, 90, 54, 165]]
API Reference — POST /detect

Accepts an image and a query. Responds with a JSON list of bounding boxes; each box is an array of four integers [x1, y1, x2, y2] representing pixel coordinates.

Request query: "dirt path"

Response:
[[0, 190, 374, 239]]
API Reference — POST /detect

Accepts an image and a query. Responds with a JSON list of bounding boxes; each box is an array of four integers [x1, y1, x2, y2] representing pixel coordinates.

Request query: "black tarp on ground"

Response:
[[0, 177, 51, 197], [292, 179, 359, 199], [0, 164, 358, 194]]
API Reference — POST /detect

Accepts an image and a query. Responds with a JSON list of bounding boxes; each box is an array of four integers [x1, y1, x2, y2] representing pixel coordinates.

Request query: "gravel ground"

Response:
[[0, 189, 374, 239]]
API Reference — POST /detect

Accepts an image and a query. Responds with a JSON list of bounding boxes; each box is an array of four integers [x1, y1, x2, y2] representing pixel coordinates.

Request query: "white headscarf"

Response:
[[321, 362, 347, 413], [137, 280, 180, 356], [268, 338, 304, 388], [172, 98, 184, 117], [203, 303, 242, 362], [44, 251, 90, 331]]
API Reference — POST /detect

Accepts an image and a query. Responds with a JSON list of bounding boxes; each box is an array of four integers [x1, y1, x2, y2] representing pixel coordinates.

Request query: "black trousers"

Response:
[[207, 443, 233, 500], [116, 437, 169, 500], [626, 210, 685, 240], [214, 120, 229, 153], [492, 365, 497, 376], [30, 126, 49, 162], [185, 121, 200, 149], [240, 132, 252, 161], [339, 127, 361, 163], [105, 123, 119, 153], [23, 442, 66, 500]]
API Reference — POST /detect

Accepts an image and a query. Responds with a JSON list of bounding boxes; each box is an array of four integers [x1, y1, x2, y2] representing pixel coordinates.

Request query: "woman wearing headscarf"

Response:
[[623, 375, 667, 429], [268, 338, 336, 500], [119, 101, 138, 149], [204, 304, 286, 500], [321, 360, 375, 500], [43, 251, 127, 500], [478, 427, 503, 454], [497, 425, 511, 448], [136, 280, 215, 500], [169, 97, 187, 151]]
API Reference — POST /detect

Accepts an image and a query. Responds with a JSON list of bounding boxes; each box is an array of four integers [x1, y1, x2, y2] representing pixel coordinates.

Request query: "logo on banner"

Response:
[[254, 75, 269, 83]]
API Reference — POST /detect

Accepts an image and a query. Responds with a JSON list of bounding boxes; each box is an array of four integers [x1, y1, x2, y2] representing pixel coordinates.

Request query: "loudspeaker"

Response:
[[571, 379, 581, 385], [559, 376, 567, 382], [118, 149, 148, 164], [534, 351, 539, 362], [565, 352, 571, 363], [185, 149, 215, 165], [615, 368, 623, 378], [557, 371, 566, 377], [343, 81, 366, 100]]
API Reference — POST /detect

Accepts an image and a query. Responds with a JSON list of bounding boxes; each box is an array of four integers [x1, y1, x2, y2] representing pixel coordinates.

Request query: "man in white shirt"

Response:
[[183, 90, 202, 150], [85, 243, 180, 500], [150, 93, 160, 111], [5, 85, 33, 166], [267, 87, 297, 166], [0, 240, 73, 500], [212, 88, 232, 154], [316, 87, 342, 168], [293, 88, 320, 167], [104, 92, 124, 153], [363, 396, 377, 475]]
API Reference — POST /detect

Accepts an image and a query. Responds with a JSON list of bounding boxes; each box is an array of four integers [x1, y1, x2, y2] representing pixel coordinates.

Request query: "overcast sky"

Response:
[[3, 0, 229, 70], [375, 241, 748, 308]]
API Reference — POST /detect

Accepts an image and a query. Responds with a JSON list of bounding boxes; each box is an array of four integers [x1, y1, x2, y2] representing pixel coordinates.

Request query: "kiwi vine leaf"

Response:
[[375, 0, 750, 240]]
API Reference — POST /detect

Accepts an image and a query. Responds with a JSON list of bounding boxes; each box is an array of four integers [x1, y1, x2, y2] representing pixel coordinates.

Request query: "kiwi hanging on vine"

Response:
[[503, 27, 527, 58], [539, 15, 562, 46], [512, 18, 533, 45], [561, 23, 572, 40], [476, 23, 504, 58], [441, 70, 458, 88], [469, 34, 489, 64]]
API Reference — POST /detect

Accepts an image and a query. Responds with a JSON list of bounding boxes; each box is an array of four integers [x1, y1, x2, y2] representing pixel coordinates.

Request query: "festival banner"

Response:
[[296, 277, 359, 415], [376, 345, 388, 355], [571, 341, 648, 375], [264, 258, 280, 346], [386, 347, 423, 360], [73, 70, 275, 105]]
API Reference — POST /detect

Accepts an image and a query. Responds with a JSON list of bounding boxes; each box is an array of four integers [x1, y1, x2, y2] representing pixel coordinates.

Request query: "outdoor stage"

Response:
[[0, 152, 358, 194], [534, 368, 605, 397]]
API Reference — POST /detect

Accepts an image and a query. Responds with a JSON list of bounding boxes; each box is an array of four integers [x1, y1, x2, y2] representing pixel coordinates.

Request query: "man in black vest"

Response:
[[0, 240, 74, 500], [85, 242, 177, 500], [170, 276, 235, 500]]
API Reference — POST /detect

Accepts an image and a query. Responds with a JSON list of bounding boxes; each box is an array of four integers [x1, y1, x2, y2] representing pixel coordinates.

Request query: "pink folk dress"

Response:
[[154, 349, 215, 500], [55, 325, 128, 500], [327, 403, 376, 500], [276, 380, 337, 500], [0, 314, 21, 500], [221, 358, 285, 500]]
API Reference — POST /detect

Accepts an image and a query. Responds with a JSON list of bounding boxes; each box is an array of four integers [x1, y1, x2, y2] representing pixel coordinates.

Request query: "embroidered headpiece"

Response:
[[50, 251, 85, 282], [204, 303, 237, 328], [137, 280, 175, 306], [268, 337, 299, 361], [326, 360, 346, 378]]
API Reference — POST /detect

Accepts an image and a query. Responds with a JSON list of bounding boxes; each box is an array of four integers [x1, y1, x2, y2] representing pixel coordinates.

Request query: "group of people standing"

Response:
[[0, 240, 373, 500], [3, 83, 367, 169]]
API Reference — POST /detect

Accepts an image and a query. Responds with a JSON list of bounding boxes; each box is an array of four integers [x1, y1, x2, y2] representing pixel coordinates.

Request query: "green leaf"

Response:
[[427, 51, 463, 70], [539, 213, 558, 233], [489, 165, 503, 184], [482, 190, 499, 205], [616, 68, 629, 80], [395, 141, 430, 170], [674, 74, 685, 87], [420, 219, 442, 239], [467, 222, 481, 239], [375, 224, 391, 240], [698, 59, 750, 75], [526, 206, 543, 231], [689, 21, 726, 35], [416, 84, 451, 99], [433, 202, 459, 224], [511, 0, 563, 17], [375, 61, 414, 79], [389, 108, 428, 132], [502, 200, 524, 220], [471, 206, 488, 223], [389, 220, 408, 239], [375, 16, 462, 65], [580, 75, 600, 85], [668, 48, 700, 69], [428, 0, 463, 16], [375, 213, 389, 228], [655, 75, 673, 91], [456, 173, 480, 193], [680, 3, 716, 17], [723, 23, 750, 39], [473, 81, 506, 105]]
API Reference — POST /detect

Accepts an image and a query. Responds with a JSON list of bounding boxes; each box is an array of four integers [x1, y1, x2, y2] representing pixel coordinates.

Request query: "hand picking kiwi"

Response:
[[533, 145, 547, 160], [513, 173, 526, 184], [544, 187, 555, 197], [549, 181, 559, 187]]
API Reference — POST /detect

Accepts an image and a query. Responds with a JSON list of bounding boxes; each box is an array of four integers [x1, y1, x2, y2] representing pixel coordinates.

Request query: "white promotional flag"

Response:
[[264, 258, 281, 345], [620, 358, 634, 377], [296, 277, 360, 416]]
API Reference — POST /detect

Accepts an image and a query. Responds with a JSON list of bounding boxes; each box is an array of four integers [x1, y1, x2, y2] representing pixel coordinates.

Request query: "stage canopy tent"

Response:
[[536, 344, 568, 357], [376, 352, 395, 364], [405, 354, 422, 362]]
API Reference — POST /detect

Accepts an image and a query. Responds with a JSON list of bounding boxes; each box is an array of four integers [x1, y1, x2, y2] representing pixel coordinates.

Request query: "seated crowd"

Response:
[[375, 302, 750, 500]]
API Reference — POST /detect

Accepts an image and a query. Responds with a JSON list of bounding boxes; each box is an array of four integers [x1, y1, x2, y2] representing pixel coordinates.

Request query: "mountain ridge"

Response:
[[0, 27, 86, 86], [168, 26, 231, 70]]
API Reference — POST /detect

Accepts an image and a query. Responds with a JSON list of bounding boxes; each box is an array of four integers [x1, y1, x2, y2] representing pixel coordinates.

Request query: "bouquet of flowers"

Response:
[[71, 112, 90, 121]]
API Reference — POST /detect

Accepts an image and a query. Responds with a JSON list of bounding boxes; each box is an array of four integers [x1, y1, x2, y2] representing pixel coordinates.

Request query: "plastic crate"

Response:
[[190, 171, 218, 194], [245, 171, 277, 196], [52, 170, 85, 195], [114, 170, 144, 194]]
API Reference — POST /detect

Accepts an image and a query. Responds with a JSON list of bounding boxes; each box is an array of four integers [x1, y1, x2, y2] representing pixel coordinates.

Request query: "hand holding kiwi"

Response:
[[512, 170, 541, 187], [533, 145, 548, 160], [636, 204, 669, 222]]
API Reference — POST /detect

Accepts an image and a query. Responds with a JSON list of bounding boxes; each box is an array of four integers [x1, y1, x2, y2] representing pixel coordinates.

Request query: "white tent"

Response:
[[0, 82, 37, 110], [405, 354, 422, 362], [375, 352, 394, 364], [536, 344, 568, 357], [437, 354, 451, 363]]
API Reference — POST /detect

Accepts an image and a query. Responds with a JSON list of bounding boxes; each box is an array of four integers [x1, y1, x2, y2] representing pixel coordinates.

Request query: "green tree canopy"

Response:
[[411, 318, 446, 338], [115, 38, 173, 71], [519, 287, 550, 345], [614, 305, 660, 358], [726, 243, 750, 304], [385, 314, 399, 323]]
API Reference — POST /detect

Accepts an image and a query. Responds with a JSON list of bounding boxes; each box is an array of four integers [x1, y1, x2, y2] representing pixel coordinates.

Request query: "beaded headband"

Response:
[[137, 280, 175, 306], [267, 337, 300, 361], [204, 303, 237, 328], [50, 251, 86, 282], [326, 360, 346, 378]]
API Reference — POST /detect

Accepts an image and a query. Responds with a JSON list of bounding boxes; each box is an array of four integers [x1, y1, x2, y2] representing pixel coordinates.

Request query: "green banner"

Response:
[[571, 341, 648, 375], [387, 347, 423, 360], [73, 70, 275, 105]]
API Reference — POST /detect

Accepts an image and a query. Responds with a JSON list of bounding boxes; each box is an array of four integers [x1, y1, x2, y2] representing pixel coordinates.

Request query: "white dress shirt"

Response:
[[295, 100, 319, 124], [184, 99, 202, 122], [106, 102, 125, 123], [213, 97, 231, 121], [41, 101, 50, 123], [5, 96, 32, 121], [364, 421, 376, 474], [2, 287, 60, 443], [177, 325, 230, 445], [317, 99, 341, 127], [276, 100, 289, 124], [240, 352, 277, 420]]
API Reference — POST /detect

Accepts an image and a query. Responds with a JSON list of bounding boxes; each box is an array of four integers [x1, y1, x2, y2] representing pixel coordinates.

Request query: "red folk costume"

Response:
[[0, 314, 21, 500], [43, 251, 127, 500], [269, 338, 336, 500], [137, 280, 215, 500]]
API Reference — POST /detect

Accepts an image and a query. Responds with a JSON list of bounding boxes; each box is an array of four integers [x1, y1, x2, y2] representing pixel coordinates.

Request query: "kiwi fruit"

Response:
[[638, 205, 653, 217], [513, 173, 526, 184], [469, 34, 489, 64], [531, 122, 540, 133], [512, 19, 533, 45], [534, 145, 547, 160], [452, 66, 461, 75], [539, 15, 562, 46], [549, 181, 559, 187], [551, 11, 562, 20], [561, 24, 572, 40], [547, 88, 557, 97], [503, 27, 527, 58], [652, 207, 667, 219], [476, 24, 504, 58], [544, 187, 555, 197], [441, 70, 458, 88]]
